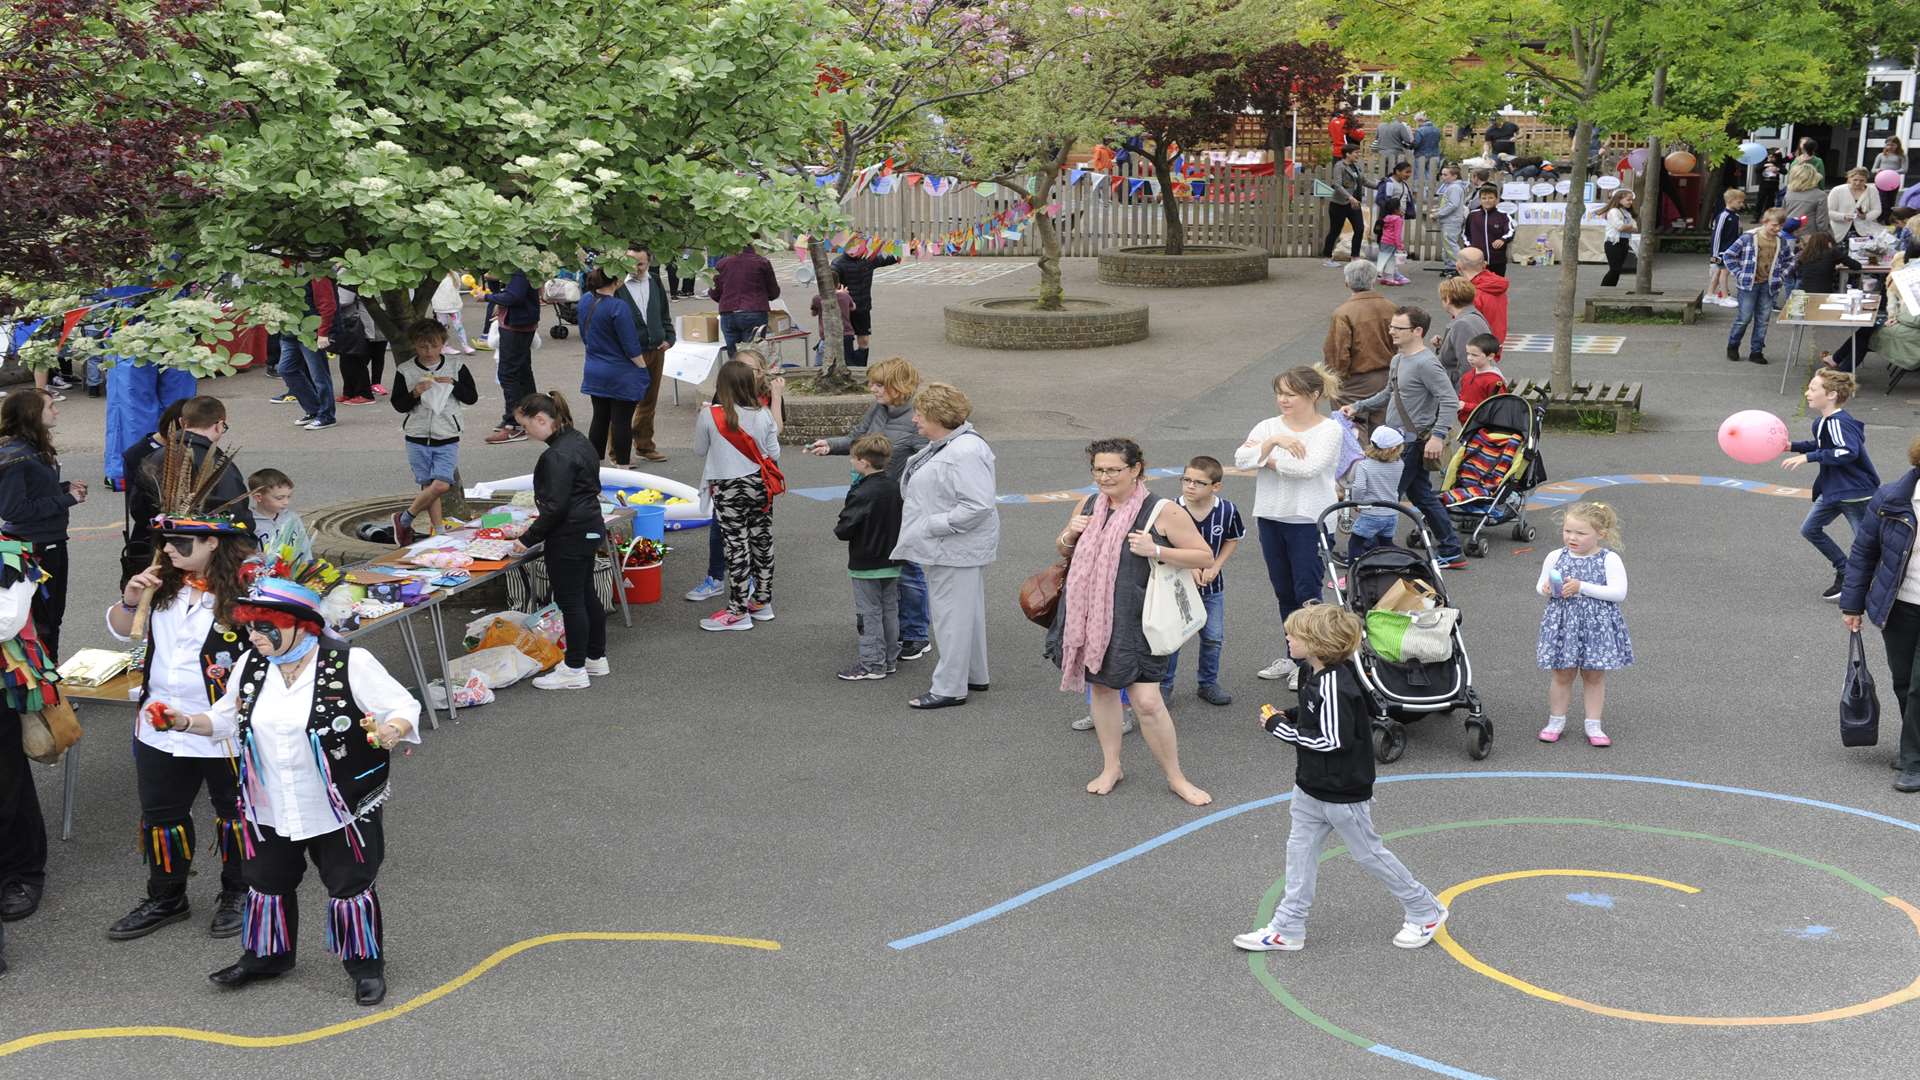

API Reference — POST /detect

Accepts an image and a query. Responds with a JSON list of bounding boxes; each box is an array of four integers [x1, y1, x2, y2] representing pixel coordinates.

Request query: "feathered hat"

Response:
[[151, 431, 252, 537], [234, 545, 343, 628]]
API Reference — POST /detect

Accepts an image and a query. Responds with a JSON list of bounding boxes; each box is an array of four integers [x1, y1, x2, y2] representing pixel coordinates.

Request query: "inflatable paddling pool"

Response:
[[468, 469, 712, 531]]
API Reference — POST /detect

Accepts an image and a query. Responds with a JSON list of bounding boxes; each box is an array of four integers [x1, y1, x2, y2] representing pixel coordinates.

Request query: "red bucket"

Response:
[[622, 561, 662, 604]]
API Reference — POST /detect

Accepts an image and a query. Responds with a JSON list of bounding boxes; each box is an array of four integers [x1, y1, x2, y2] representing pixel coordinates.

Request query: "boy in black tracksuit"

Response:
[[833, 435, 903, 680], [1462, 187, 1515, 276], [1234, 605, 1447, 953]]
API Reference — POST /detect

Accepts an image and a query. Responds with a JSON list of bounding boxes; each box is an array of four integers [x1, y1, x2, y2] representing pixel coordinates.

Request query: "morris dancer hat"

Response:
[[233, 577, 326, 628], [154, 513, 253, 538]]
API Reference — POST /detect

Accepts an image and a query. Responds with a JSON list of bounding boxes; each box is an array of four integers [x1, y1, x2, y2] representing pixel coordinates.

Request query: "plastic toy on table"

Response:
[[407, 550, 474, 570], [462, 538, 517, 561]]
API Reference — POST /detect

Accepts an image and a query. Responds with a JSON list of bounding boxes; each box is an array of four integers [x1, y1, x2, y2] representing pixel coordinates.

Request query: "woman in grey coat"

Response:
[[806, 357, 932, 656], [1780, 163, 1830, 236], [890, 383, 998, 709]]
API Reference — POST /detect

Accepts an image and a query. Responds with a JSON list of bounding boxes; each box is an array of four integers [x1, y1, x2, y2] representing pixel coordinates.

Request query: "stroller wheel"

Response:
[[1512, 522, 1536, 543], [1466, 720, 1493, 760], [1373, 719, 1407, 764], [1465, 537, 1490, 558], [551, 326, 568, 339]]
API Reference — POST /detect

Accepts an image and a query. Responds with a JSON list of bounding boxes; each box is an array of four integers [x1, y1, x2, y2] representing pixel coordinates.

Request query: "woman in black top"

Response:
[[1797, 229, 1861, 293], [0, 389, 86, 659], [510, 390, 607, 689]]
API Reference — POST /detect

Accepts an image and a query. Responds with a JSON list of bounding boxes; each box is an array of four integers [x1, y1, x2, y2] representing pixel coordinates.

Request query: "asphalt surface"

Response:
[[6, 254, 1920, 1079]]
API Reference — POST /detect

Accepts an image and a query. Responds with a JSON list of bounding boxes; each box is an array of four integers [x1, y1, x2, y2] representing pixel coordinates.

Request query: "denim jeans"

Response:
[[720, 311, 769, 357], [1348, 514, 1397, 561], [1399, 442, 1462, 559], [1161, 589, 1226, 689], [1728, 285, 1776, 354], [898, 560, 929, 641], [1802, 496, 1870, 570], [278, 337, 335, 423]]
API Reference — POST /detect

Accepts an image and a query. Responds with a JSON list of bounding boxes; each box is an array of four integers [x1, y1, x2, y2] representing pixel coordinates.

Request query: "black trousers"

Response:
[[1877, 602, 1920, 772], [1601, 238, 1632, 287], [497, 330, 536, 428], [367, 340, 387, 388], [587, 395, 638, 467], [1323, 202, 1364, 258], [0, 708, 47, 889], [30, 540, 66, 662], [338, 348, 374, 399], [238, 812, 385, 978], [132, 738, 244, 899], [545, 534, 606, 669]]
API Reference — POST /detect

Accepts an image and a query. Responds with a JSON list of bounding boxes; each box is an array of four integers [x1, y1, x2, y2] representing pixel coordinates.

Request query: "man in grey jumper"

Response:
[[1343, 304, 1465, 566], [1376, 114, 1414, 173]]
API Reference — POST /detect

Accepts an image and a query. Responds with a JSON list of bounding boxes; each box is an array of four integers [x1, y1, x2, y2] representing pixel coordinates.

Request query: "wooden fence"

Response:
[[844, 155, 1590, 261]]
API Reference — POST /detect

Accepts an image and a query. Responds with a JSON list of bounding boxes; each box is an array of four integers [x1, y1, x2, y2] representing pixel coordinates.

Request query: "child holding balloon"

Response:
[[1783, 369, 1879, 601], [1536, 502, 1632, 747]]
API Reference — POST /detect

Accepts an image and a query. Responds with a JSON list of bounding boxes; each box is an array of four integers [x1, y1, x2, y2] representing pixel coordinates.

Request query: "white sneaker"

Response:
[[1233, 929, 1303, 952], [583, 657, 609, 677], [1258, 656, 1297, 681], [1287, 669, 1300, 691], [1392, 907, 1449, 949], [533, 664, 590, 690], [1069, 708, 1135, 733], [684, 577, 724, 602]]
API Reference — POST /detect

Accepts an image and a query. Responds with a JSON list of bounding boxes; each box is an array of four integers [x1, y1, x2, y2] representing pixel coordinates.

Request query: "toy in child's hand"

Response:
[[145, 701, 174, 731], [1547, 567, 1564, 593]]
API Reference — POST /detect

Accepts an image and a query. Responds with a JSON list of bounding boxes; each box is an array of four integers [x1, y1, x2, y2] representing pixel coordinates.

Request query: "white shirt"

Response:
[[624, 276, 653, 329], [0, 579, 34, 640], [1233, 417, 1344, 523], [109, 589, 236, 758], [1604, 208, 1637, 248], [205, 647, 422, 841], [1535, 548, 1629, 602]]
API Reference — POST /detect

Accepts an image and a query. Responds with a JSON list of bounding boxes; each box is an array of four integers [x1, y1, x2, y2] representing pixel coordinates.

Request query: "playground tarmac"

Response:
[[5, 253, 1920, 1079]]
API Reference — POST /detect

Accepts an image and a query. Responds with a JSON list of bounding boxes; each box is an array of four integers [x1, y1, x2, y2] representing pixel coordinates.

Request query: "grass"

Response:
[[1584, 309, 1687, 325], [1542, 407, 1634, 434]]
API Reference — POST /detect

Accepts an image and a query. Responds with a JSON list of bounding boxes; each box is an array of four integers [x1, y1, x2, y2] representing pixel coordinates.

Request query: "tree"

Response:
[[0, 0, 219, 317], [1121, 52, 1240, 255], [1236, 41, 1350, 164], [37, 0, 850, 374]]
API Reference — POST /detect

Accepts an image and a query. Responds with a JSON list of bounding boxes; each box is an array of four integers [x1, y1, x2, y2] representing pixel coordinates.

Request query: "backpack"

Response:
[[326, 285, 370, 355]]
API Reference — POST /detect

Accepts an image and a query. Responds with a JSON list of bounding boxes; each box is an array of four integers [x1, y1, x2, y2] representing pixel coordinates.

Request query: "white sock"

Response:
[[1585, 717, 1606, 736], [1542, 715, 1567, 735]]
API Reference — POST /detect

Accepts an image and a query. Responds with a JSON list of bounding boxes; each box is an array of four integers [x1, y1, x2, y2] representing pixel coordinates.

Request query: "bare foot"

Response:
[[1086, 769, 1124, 795], [1170, 781, 1213, 806]]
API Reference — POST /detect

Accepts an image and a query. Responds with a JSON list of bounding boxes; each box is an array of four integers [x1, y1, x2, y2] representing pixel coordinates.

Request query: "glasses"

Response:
[[1389, 323, 1413, 331], [1179, 477, 1214, 486], [163, 536, 199, 557], [1090, 466, 1134, 478]]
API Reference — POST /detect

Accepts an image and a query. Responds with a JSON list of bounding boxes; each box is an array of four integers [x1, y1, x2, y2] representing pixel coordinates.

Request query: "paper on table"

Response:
[[1818, 303, 1850, 310], [404, 535, 464, 554]]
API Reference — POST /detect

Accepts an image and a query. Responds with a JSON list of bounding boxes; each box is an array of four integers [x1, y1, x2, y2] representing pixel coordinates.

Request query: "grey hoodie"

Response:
[[826, 401, 926, 481]]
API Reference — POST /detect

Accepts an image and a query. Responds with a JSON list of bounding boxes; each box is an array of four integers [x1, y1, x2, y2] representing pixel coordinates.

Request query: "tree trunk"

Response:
[[1631, 65, 1667, 294], [1550, 23, 1612, 399], [1149, 143, 1184, 255], [813, 155, 857, 390], [1030, 160, 1065, 311]]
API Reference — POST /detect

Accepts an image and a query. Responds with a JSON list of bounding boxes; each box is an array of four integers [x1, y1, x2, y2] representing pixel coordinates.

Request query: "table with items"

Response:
[[1775, 290, 1882, 393]]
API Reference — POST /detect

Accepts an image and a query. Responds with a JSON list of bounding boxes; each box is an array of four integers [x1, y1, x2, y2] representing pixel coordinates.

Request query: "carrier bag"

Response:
[[1366, 607, 1458, 663], [1841, 630, 1880, 747], [1140, 501, 1207, 655]]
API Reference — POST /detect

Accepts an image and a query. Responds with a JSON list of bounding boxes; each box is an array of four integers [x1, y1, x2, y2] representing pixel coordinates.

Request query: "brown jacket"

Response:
[[1323, 291, 1396, 379]]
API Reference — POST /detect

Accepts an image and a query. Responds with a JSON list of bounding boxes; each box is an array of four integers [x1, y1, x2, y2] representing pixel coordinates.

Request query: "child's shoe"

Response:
[[700, 610, 753, 632], [1391, 907, 1448, 949], [684, 576, 724, 602], [1584, 719, 1611, 747], [837, 664, 886, 681], [1233, 929, 1303, 952], [746, 600, 775, 622], [1538, 716, 1566, 743], [1258, 656, 1297, 681]]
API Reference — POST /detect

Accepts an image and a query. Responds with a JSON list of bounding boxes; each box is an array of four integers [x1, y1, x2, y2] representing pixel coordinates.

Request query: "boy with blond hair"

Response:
[[1784, 368, 1879, 600]]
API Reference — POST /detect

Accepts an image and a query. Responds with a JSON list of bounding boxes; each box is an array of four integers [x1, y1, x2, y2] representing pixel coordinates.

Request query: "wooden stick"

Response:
[[129, 549, 164, 642]]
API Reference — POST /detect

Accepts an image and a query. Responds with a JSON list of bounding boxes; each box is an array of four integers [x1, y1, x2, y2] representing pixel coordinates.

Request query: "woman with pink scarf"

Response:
[[1046, 439, 1217, 805]]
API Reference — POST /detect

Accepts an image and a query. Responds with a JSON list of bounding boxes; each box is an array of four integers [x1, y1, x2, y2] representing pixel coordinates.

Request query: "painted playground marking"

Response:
[[0, 931, 781, 1060], [1503, 334, 1626, 355]]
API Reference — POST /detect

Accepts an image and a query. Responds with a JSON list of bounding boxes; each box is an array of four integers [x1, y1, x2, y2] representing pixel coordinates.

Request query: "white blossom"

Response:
[[513, 155, 542, 170], [725, 185, 753, 200], [576, 138, 607, 155]]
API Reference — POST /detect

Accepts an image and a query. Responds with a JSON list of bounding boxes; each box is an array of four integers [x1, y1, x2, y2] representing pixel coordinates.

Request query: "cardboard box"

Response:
[[681, 312, 720, 342], [766, 309, 794, 334]]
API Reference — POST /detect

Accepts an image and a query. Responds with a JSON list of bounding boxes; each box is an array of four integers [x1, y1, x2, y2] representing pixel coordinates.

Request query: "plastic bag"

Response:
[[465, 610, 515, 650], [428, 673, 496, 709], [475, 617, 565, 671], [453, 644, 542, 690]]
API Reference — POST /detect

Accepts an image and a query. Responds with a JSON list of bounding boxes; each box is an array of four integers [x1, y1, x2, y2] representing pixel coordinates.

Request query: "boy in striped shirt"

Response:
[[1160, 456, 1244, 706]]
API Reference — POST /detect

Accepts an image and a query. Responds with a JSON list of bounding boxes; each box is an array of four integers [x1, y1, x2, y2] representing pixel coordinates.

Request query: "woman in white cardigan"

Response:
[[1234, 365, 1346, 686], [1828, 168, 1885, 242]]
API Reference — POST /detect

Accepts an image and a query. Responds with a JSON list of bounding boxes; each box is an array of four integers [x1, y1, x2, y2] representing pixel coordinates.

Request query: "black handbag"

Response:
[[1841, 630, 1880, 747]]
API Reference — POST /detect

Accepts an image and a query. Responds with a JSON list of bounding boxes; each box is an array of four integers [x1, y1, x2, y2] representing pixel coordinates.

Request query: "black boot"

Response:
[[1727, 344, 1742, 361], [107, 894, 190, 940], [210, 889, 245, 939], [209, 961, 284, 989], [355, 974, 387, 1006], [1749, 352, 1770, 365]]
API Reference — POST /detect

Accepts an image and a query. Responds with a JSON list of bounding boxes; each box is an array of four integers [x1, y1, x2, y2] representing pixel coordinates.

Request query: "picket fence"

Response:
[[842, 155, 1588, 260]]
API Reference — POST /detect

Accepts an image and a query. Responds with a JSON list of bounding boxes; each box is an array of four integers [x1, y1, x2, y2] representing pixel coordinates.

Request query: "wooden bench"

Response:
[[1584, 290, 1703, 325], [1508, 378, 1643, 432]]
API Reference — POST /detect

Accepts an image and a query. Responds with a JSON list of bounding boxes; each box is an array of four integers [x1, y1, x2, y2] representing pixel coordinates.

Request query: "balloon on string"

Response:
[[1717, 410, 1789, 465], [1736, 142, 1768, 166], [1663, 150, 1696, 174], [1626, 148, 1649, 172], [1876, 169, 1903, 192]]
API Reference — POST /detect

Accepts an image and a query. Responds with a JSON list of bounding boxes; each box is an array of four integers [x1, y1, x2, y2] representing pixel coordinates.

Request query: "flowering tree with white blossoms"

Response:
[[50, 0, 849, 372]]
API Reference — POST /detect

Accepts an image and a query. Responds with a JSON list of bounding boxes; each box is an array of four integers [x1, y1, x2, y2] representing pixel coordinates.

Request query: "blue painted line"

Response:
[[1567, 891, 1615, 909], [886, 771, 1920, 951], [1368, 1044, 1500, 1080]]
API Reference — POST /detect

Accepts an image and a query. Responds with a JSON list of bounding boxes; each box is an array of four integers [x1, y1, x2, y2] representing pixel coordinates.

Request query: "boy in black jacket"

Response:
[[1235, 605, 1447, 953], [833, 435, 903, 680]]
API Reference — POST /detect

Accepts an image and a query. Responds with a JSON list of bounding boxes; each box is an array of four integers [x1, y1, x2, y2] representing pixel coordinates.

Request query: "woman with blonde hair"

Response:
[[1781, 162, 1830, 235], [1828, 166, 1885, 242]]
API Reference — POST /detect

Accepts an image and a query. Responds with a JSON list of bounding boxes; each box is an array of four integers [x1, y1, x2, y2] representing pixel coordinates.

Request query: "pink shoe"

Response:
[[1585, 728, 1612, 748], [1538, 725, 1562, 743]]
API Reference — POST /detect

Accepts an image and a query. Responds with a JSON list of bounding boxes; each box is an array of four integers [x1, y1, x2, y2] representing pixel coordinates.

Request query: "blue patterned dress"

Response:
[[1536, 547, 1634, 671]]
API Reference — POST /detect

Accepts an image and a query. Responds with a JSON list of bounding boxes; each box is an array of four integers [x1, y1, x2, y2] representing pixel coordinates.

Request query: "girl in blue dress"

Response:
[[1535, 502, 1633, 746]]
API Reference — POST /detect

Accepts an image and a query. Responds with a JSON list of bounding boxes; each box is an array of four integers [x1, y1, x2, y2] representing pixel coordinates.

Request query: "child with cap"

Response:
[[1345, 428, 1406, 561]]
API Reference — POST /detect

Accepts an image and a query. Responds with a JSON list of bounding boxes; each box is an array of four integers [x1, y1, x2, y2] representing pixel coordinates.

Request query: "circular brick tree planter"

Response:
[[944, 297, 1149, 350], [311, 494, 519, 605], [1095, 244, 1269, 288], [778, 376, 874, 445]]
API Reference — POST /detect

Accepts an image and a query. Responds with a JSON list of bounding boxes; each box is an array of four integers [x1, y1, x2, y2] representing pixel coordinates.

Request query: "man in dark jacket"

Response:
[[708, 245, 781, 358], [829, 251, 900, 366], [483, 270, 542, 443], [136, 395, 248, 524], [1840, 442, 1920, 793], [612, 247, 676, 463], [832, 435, 903, 681]]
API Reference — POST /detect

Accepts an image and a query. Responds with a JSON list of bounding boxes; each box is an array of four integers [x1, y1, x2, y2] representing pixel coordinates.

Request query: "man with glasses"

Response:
[[141, 396, 249, 525], [1343, 305, 1467, 569]]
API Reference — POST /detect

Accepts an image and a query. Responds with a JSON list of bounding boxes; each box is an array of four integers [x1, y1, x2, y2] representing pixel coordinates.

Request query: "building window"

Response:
[[1499, 80, 1543, 115], [1346, 74, 1407, 115]]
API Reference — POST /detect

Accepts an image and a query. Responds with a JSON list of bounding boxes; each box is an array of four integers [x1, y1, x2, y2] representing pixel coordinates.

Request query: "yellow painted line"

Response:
[[1435, 870, 1920, 1026], [0, 930, 780, 1058]]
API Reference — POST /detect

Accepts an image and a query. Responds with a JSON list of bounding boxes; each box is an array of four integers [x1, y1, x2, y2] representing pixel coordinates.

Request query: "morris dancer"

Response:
[[157, 577, 418, 1005]]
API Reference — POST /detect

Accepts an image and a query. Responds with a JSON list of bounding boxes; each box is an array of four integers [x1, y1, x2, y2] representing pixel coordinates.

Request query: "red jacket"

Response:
[[307, 277, 338, 340], [1459, 367, 1507, 423], [1471, 270, 1509, 345]]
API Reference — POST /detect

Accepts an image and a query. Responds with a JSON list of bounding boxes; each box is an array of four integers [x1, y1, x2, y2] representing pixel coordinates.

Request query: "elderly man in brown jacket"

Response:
[[1322, 259, 1396, 429]]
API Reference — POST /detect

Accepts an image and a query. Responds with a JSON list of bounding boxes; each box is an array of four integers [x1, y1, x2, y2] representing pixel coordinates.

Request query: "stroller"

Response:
[[1439, 391, 1548, 557], [1317, 501, 1490, 763], [541, 271, 584, 339]]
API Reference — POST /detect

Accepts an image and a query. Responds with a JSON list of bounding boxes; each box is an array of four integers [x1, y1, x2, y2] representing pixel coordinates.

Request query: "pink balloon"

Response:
[[1718, 410, 1789, 465], [1627, 148, 1649, 172], [1877, 169, 1903, 192]]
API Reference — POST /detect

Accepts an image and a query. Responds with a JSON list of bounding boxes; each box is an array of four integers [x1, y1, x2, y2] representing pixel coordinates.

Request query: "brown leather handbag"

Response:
[[1018, 496, 1092, 627]]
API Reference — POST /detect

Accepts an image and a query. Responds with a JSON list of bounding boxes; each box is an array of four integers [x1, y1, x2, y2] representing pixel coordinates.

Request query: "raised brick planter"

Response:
[[1096, 244, 1270, 288], [779, 385, 873, 445], [944, 297, 1149, 350]]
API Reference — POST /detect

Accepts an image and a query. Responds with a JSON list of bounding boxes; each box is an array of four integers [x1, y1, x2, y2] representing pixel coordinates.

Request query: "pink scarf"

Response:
[[1058, 482, 1150, 692]]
